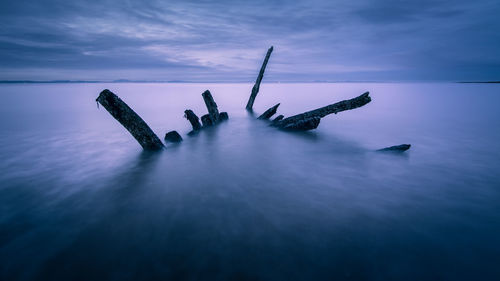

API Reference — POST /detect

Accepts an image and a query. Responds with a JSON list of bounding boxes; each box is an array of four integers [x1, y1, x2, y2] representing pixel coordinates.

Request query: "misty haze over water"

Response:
[[0, 82, 499, 280]]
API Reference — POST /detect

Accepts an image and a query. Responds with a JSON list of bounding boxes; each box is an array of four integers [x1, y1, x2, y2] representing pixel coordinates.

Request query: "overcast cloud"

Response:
[[0, 0, 499, 81]]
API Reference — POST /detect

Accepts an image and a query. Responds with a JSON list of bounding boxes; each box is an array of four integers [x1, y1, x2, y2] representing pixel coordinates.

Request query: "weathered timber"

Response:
[[96, 89, 164, 150], [282, 117, 321, 131], [201, 114, 213, 127], [164, 131, 183, 143], [272, 115, 284, 123], [246, 46, 274, 111], [377, 144, 411, 152], [184, 109, 202, 131], [202, 90, 220, 124], [258, 103, 280, 119], [219, 112, 229, 121], [275, 92, 371, 131]]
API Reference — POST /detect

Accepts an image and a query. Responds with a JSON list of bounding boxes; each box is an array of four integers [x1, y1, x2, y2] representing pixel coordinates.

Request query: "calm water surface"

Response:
[[0, 83, 499, 280]]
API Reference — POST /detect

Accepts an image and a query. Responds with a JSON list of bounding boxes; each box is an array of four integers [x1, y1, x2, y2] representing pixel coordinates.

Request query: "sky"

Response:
[[0, 0, 499, 82]]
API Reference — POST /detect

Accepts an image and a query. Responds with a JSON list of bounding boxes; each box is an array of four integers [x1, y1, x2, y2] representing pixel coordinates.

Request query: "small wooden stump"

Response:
[[164, 131, 183, 143]]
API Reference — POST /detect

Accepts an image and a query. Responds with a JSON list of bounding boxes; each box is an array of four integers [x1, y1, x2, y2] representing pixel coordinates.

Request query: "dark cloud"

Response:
[[0, 0, 499, 81]]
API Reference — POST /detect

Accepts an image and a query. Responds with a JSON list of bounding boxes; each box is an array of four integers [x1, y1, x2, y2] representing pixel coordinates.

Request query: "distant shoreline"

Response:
[[457, 81, 500, 84]]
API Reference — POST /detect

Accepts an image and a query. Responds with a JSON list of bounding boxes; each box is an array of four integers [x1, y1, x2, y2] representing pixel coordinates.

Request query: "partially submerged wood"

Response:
[[200, 90, 228, 127], [164, 131, 183, 143], [271, 114, 284, 124], [184, 109, 202, 131], [201, 114, 213, 127], [282, 117, 321, 131], [275, 92, 371, 131], [201, 112, 227, 127], [377, 144, 411, 152], [96, 89, 164, 150], [246, 46, 273, 111], [258, 103, 280, 120], [202, 90, 220, 124], [219, 112, 229, 121]]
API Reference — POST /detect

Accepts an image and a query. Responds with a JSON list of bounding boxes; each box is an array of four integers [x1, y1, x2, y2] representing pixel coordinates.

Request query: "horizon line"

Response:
[[1, 80, 498, 84]]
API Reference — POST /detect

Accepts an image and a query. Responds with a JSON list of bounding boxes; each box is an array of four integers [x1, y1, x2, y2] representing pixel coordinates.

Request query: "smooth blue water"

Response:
[[0, 83, 499, 280]]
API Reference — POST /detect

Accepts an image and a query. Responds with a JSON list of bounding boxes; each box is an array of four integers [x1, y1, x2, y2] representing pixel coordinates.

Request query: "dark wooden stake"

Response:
[[246, 46, 273, 111], [202, 90, 220, 124], [96, 89, 164, 150]]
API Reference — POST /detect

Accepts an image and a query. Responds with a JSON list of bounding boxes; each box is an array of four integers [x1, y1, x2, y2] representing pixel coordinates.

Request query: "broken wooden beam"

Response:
[[202, 90, 220, 124], [96, 89, 164, 150], [184, 109, 202, 131], [275, 92, 371, 131], [377, 144, 411, 152], [258, 103, 280, 120], [246, 46, 273, 111], [272, 115, 284, 123], [282, 117, 321, 131]]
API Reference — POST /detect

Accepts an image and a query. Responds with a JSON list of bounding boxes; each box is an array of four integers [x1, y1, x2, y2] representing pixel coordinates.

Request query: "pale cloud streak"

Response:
[[0, 0, 499, 81]]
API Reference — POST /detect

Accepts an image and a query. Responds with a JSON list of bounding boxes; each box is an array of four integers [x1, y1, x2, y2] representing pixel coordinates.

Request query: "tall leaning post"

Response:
[[202, 90, 220, 124], [246, 46, 273, 111], [96, 89, 164, 150]]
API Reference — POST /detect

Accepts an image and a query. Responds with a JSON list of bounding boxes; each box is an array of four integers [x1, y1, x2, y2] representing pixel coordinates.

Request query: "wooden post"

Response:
[[202, 90, 219, 124], [96, 89, 164, 150], [246, 46, 273, 111]]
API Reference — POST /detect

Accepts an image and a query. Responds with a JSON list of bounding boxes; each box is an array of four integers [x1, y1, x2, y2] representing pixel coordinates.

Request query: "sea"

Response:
[[0, 82, 499, 280]]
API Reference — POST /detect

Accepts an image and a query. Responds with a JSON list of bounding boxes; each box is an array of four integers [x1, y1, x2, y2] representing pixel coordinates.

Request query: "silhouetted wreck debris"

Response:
[[96, 89, 164, 150], [246, 46, 273, 111], [200, 112, 229, 126], [198, 90, 229, 127], [95, 46, 411, 153], [184, 90, 229, 130], [258, 103, 280, 119], [271, 115, 284, 124], [202, 90, 220, 124], [184, 109, 201, 131], [247, 46, 371, 131], [164, 131, 183, 143], [377, 144, 411, 152], [219, 112, 229, 121], [273, 92, 371, 131], [280, 116, 321, 131]]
